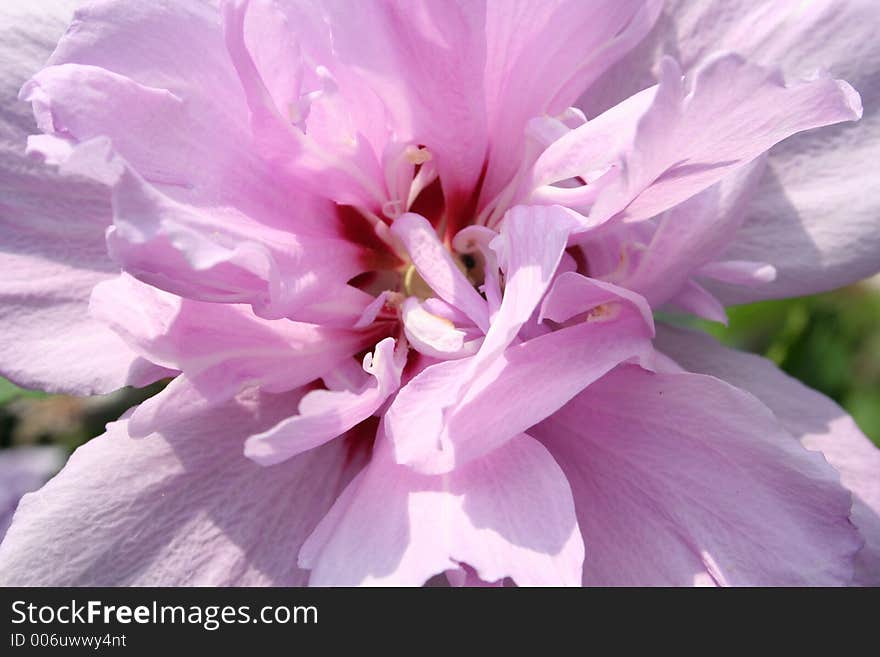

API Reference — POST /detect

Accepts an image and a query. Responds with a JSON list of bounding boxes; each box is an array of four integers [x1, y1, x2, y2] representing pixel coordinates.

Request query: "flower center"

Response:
[[402, 264, 434, 300], [402, 250, 482, 301]]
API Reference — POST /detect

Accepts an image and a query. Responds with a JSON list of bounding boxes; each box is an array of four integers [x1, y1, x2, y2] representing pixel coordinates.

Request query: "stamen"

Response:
[[403, 264, 435, 300], [352, 205, 409, 261], [382, 200, 405, 220], [405, 146, 433, 166], [585, 303, 621, 323]]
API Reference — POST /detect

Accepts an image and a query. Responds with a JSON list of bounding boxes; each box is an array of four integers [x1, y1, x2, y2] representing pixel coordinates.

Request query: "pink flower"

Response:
[[0, 0, 878, 586]]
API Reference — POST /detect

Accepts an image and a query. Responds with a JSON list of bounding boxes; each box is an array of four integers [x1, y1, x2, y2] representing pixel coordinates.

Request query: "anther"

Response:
[[405, 146, 432, 166]]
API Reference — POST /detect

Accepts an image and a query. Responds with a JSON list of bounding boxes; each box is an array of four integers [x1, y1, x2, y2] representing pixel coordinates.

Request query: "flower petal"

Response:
[[24, 3, 375, 323], [539, 271, 654, 329], [392, 212, 489, 331], [655, 324, 880, 586], [41, 0, 296, 217], [665, 279, 728, 325], [300, 432, 583, 587], [53, 135, 371, 325], [582, 0, 880, 298], [477, 204, 576, 363], [387, 276, 654, 474], [0, 391, 365, 586], [480, 0, 662, 204], [0, 1, 79, 143], [386, 206, 647, 474], [589, 54, 861, 225], [90, 274, 379, 435], [245, 338, 403, 466], [0, 168, 154, 394], [529, 83, 656, 192], [0, 3, 153, 395], [401, 298, 472, 359], [722, 0, 880, 298], [0, 446, 66, 541], [222, 0, 387, 208], [533, 365, 862, 586], [315, 0, 490, 215], [618, 159, 767, 307]]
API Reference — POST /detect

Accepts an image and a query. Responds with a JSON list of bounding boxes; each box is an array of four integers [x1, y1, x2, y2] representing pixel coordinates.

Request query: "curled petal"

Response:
[[391, 212, 490, 331], [480, 0, 662, 205], [300, 432, 584, 587], [401, 298, 473, 360], [588, 54, 861, 225], [245, 338, 404, 466], [91, 274, 379, 436], [387, 277, 654, 474]]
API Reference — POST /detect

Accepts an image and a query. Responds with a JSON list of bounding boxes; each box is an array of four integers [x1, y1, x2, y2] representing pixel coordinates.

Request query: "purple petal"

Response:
[[401, 298, 472, 359], [245, 338, 403, 466], [620, 159, 767, 307], [222, 0, 387, 208], [480, 0, 661, 205], [533, 365, 862, 586], [477, 205, 575, 363], [391, 212, 489, 331], [0, 446, 65, 541], [313, 0, 489, 213], [583, 0, 880, 298], [300, 432, 583, 587], [0, 2, 153, 394], [590, 54, 861, 225], [0, 391, 365, 585], [91, 274, 380, 436], [655, 325, 880, 586], [387, 276, 654, 474]]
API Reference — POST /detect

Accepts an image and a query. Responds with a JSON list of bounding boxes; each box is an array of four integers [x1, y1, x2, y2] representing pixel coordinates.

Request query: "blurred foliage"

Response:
[[0, 283, 877, 459], [0, 380, 164, 454], [0, 378, 45, 405], [699, 282, 880, 446]]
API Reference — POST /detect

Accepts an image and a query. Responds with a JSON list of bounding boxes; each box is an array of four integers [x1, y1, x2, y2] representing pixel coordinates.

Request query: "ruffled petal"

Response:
[[387, 275, 654, 474], [480, 0, 662, 204], [387, 206, 650, 474], [588, 54, 861, 225], [0, 1, 152, 394], [0, 168, 154, 394], [38, 133, 371, 325], [477, 205, 576, 362], [42, 0, 298, 218], [23, 3, 376, 323], [581, 0, 880, 299], [312, 0, 490, 213], [618, 159, 768, 307], [533, 365, 862, 586], [90, 274, 380, 435], [0, 1, 79, 143], [245, 337, 404, 466], [392, 212, 489, 331], [300, 432, 583, 587], [401, 298, 472, 359], [655, 325, 880, 586], [0, 391, 365, 586], [222, 0, 388, 208]]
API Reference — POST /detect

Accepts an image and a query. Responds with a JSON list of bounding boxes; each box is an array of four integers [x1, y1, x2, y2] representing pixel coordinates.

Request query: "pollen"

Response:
[[405, 146, 433, 166], [403, 263, 435, 300], [586, 303, 621, 323]]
